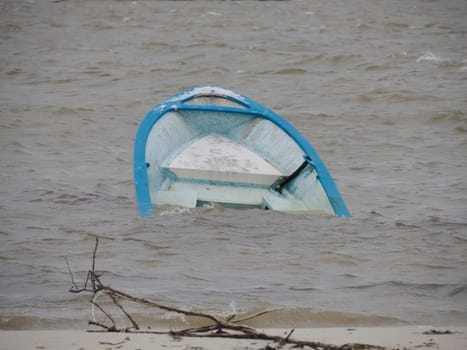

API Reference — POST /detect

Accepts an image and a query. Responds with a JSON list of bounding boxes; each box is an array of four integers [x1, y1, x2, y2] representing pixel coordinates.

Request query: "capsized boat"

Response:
[[133, 86, 350, 217]]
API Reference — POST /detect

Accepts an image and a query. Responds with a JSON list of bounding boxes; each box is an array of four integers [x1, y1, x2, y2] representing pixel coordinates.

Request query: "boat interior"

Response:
[[144, 96, 334, 214]]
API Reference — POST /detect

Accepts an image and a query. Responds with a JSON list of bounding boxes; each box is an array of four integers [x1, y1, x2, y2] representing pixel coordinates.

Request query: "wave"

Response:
[[290, 54, 326, 65], [416, 52, 467, 68], [29, 189, 105, 205], [0, 308, 406, 330], [360, 88, 443, 103], [0, 315, 86, 330], [425, 110, 467, 134], [448, 286, 467, 297], [341, 281, 467, 297], [429, 110, 465, 123], [273, 68, 308, 75], [417, 52, 442, 63], [383, 22, 409, 29], [230, 308, 406, 328]]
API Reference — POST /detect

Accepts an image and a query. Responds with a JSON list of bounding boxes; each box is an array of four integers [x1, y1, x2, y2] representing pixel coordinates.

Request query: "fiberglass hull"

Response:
[[134, 86, 350, 217]]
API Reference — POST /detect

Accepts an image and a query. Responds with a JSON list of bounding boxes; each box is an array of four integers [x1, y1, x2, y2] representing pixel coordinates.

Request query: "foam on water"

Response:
[[158, 206, 192, 217]]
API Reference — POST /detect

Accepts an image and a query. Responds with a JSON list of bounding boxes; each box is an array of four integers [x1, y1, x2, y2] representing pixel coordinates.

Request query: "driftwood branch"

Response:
[[64, 256, 80, 292], [108, 293, 140, 330], [231, 307, 283, 324], [89, 298, 117, 331], [67, 237, 384, 350]]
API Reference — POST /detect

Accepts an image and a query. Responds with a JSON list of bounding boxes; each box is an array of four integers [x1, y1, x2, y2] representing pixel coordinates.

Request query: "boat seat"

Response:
[[152, 189, 198, 208], [167, 134, 284, 186], [154, 181, 268, 208]]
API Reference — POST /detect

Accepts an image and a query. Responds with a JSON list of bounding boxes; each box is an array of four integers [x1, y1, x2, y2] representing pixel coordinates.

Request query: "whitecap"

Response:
[[229, 300, 237, 315], [461, 59, 467, 71], [416, 51, 442, 63], [162, 311, 187, 323]]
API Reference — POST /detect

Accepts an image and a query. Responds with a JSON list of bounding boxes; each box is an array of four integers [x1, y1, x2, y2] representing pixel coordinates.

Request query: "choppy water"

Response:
[[1, 0, 466, 330]]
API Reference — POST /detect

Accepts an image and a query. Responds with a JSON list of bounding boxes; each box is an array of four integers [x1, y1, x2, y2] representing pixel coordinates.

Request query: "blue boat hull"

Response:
[[134, 86, 350, 217]]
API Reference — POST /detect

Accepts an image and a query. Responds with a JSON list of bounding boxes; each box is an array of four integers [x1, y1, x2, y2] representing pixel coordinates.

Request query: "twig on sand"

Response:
[[423, 329, 454, 335], [67, 236, 385, 350]]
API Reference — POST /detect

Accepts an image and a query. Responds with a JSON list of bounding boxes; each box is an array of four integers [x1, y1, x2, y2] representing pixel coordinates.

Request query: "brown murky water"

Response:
[[1, 0, 466, 329]]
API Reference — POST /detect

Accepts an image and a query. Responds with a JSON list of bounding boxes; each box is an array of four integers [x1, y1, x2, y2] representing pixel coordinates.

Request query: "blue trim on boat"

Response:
[[134, 86, 350, 217]]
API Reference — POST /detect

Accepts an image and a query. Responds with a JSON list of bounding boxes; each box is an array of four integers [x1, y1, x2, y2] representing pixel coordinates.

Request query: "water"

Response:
[[1, 0, 466, 329]]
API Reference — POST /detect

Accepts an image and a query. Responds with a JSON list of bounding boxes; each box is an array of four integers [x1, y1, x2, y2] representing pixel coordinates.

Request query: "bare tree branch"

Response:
[[108, 293, 140, 330], [67, 237, 385, 350], [232, 307, 283, 324], [64, 256, 80, 293], [89, 299, 117, 331]]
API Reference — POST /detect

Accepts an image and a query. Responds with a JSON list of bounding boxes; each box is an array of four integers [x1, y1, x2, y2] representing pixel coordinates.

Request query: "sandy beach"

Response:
[[1, 326, 466, 350]]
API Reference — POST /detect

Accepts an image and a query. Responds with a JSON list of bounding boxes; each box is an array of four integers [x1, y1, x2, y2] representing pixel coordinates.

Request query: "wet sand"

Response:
[[1, 326, 466, 350]]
